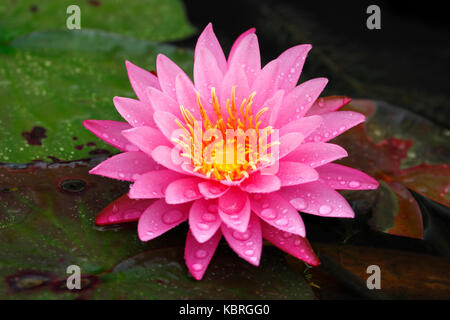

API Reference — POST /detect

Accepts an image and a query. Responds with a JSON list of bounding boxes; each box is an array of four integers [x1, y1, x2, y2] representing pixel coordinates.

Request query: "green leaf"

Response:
[[0, 161, 314, 299], [0, 30, 194, 163], [0, 0, 194, 43]]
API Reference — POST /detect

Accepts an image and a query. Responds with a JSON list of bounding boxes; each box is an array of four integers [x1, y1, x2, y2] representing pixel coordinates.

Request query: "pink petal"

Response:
[[185, 229, 222, 280], [305, 111, 365, 143], [281, 180, 355, 218], [122, 126, 169, 156], [96, 193, 154, 225], [156, 54, 186, 100], [277, 161, 319, 186], [113, 96, 156, 128], [220, 59, 250, 109], [175, 72, 201, 118], [221, 213, 262, 266], [283, 142, 348, 168], [227, 33, 260, 86], [125, 60, 160, 104], [228, 27, 256, 63], [137, 199, 190, 241], [218, 187, 251, 232], [306, 96, 352, 116], [240, 172, 281, 193], [194, 45, 224, 105], [316, 163, 379, 190], [129, 169, 184, 199], [275, 44, 312, 91], [83, 120, 138, 152], [195, 23, 227, 74], [261, 222, 319, 266], [250, 192, 305, 236], [165, 177, 204, 204], [153, 111, 182, 142], [189, 198, 222, 243], [251, 59, 280, 110], [276, 78, 328, 126], [89, 151, 160, 182], [151, 145, 187, 174], [278, 132, 305, 159], [279, 115, 323, 138], [258, 89, 284, 126], [146, 87, 180, 115], [198, 180, 230, 199]]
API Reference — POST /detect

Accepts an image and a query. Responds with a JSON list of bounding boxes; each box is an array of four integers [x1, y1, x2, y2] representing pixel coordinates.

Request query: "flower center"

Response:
[[173, 87, 279, 181]]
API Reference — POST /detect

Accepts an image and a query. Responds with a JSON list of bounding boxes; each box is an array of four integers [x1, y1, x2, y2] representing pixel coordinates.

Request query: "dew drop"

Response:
[[162, 210, 183, 224], [195, 249, 207, 259], [349, 180, 361, 188], [260, 208, 277, 220], [319, 205, 332, 215]]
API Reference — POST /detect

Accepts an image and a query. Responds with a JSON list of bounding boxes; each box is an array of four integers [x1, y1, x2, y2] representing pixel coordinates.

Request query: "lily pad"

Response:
[[0, 30, 194, 163], [0, 160, 314, 299], [0, 0, 194, 43]]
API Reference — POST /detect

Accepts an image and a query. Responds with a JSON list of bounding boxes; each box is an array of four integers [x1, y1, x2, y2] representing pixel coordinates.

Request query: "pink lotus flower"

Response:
[[84, 23, 379, 280]]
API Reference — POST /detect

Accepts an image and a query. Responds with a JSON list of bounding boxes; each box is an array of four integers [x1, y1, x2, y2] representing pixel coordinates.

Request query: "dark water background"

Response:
[[177, 0, 450, 129]]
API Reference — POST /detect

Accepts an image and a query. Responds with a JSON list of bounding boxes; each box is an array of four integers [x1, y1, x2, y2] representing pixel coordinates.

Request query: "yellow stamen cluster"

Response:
[[172, 87, 279, 181]]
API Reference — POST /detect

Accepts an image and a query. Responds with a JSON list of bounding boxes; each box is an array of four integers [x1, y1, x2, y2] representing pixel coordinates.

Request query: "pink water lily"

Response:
[[84, 23, 379, 280]]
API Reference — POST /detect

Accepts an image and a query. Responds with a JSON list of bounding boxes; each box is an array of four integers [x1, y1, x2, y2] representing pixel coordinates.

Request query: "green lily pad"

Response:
[[0, 0, 194, 43], [0, 30, 194, 163], [0, 160, 314, 299]]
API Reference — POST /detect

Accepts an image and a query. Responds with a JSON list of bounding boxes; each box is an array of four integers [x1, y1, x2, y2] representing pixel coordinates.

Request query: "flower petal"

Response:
[[305, 111, 365, 143], [175, 72, 201, 118], [283, 142, 348, 168], [194, 45, 224, 105], [220, 59, 249, 110], [218, 187, 251, 232], [185, 228, 222, 280], [189, 198, 222, 243], [89, 151, 160, 182], [146, 87, 180, 115], [198, 180, 230, 199], [279, 115, 323, 138], [195, 23, 227, 74], [277, 161, 319, 186], [251, 59, 280, 110], [156, 54, 186, 100], [125, 60, 160, 104], [258, 89, 284, 126], [221, 214, 262, 266], [137, 199, 189, 241], [250, 192, 305, 237], [281, 180, 355, 217], [276, 78, 328, 126], [95, 193, 154, 226], [275, 44, 312, 91], [151, 145, 187, 174], [316, 163, 379, 190], [240, 172, 281, 193], [228, 27, 256, 63], [122, 126, 169, 156], [113, 96, 156, 128], [227, 33, 260, 86], [129, 169, 185, 199], [153, 111, 183, 142], [261, 222, 319, 266], [306, 96, 351, 116], [83, 120, 138, 151], [165, 177, 204, 204]]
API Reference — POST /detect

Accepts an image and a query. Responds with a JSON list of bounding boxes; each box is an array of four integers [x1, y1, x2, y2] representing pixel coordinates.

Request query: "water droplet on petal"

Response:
[[162, 210, 183, 224], [319, 205, 332, 215], [275, 218, 288, 226], [192, 263, 203, 271], [195, 249, 207, 259], [260, 208, 277, 220], [202, 212, 217, 222], [349, 180, 361, 188]]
